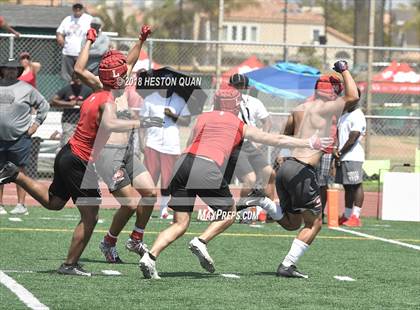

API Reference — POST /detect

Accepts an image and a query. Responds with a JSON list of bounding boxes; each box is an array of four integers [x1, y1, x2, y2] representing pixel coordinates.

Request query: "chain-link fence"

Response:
[[1, 33, 419, 178]]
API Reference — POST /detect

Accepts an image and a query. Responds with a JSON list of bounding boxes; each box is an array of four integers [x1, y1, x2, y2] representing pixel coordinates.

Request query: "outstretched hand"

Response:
[[332, 60, 348, 73], [308, 134, 334, 151], [139, 25, 152, 42], [86, 28, 97, 43]]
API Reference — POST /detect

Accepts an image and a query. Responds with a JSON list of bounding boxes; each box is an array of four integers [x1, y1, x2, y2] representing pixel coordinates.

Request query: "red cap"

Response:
[[98, 50, 127, 89], [315, 75, 343, 100], [214, 87, 242, 115]]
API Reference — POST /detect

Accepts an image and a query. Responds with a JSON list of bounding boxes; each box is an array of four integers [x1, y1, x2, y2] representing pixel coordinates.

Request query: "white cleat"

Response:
[[125, 238, 148, 257], [139, 252, 161, 279], [188, 237, 215, 273], [160, 212, 174, 220], [0, 206, 7, 215], [9, 204, 28, 215]]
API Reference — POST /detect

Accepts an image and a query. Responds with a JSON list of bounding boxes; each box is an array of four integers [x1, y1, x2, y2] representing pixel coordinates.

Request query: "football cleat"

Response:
[[57, 263, 92, 276], [342, 215, 362, 227], [99, 240, 123, 263], [0, 205, 7, 215], [160, 212, 174, 220], [0, 162, 19, 185], [9, 204, 28, 215], [237, 188, 266, 211], [338, 214, 348, 225], [139, 252, 161, 279], [125, 237, 148, 257], [188, 237, 215, 273], [276, 264, 308, 279]]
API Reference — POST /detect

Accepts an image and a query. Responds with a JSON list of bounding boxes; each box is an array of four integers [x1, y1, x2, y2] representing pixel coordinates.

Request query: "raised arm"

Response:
[[126, 25, 152, 76], [332, 60, 359, 109], [74, 29, 102, 91]]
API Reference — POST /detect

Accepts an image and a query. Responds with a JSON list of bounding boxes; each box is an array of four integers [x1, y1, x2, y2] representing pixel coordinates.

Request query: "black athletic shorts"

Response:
[[168, 153, 234, 213], [49, 144, 101, 205], [224, 140, 269, 182], [276, 157, 322, 216]]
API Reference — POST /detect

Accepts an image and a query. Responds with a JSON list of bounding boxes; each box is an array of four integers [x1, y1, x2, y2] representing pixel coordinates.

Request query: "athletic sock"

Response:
[[344, 207, 352, 218], [352, 206, 362, 218], [130, 226, 144, 241], [282, 239, 309, 267], [160, 195, 170, 216], [104, 232, 118, 246], [259, 197, 284, 220]]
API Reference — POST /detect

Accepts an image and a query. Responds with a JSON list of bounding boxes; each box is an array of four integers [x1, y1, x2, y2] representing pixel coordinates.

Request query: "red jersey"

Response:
[[69, 90, 114, 162], [185, 111, 245, 166], [18, 70, 36, 88]]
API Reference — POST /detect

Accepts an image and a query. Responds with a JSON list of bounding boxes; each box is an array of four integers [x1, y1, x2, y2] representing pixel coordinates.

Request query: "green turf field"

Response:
[[1, 207, 419, 310]]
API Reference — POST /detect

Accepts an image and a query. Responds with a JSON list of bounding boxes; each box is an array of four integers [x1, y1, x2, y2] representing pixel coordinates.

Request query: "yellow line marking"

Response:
[[1, 227, 419, 243]]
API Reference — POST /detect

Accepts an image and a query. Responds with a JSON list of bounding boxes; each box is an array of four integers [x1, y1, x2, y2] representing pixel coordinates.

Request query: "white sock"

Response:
[[344, 208, 352, 218], [352, 206, 362, 218], [282, 239, 309, 267], [259, 197, 284, 220], [160, 196, 170, 216]]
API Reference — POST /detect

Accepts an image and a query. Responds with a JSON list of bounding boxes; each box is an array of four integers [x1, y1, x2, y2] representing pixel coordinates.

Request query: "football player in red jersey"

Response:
[[0, 25, 155, 276], [139, 88, 333, 279]]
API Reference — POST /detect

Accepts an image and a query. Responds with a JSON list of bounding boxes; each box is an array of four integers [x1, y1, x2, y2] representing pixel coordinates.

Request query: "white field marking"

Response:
[[8, 217, 22, 222], [0, 270, 49, 310], [334, 276, 356, 281], [332, 227, 420, 251], [101, 270, 121, 276], [221, 274, 240, 279], [97, 219, 104, 224], [373, 224, 391, 227], [1, 270, 35, 274], [249, 224, 263, 228], [38, 217, 78, 221]]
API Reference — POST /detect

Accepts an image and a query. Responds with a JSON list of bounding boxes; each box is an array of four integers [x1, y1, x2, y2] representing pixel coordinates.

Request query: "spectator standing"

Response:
[[140, 89, 191, 219], [0, 59, 49, 215], [18, 52, 41, 89], [56, 3, 92, 82], [51, 74, 93, 148], [80, 17, 110, 75], [335, 94, 366, 227]]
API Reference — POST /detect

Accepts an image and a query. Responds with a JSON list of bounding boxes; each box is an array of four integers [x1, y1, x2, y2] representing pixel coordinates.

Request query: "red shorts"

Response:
[[143, 147, 179, 189]]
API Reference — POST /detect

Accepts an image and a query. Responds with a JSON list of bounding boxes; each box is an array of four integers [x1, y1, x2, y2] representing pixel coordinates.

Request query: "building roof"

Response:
[[326, 26, 353, 44], [0, 4, 72, 28], [224, 0, 324, 25]]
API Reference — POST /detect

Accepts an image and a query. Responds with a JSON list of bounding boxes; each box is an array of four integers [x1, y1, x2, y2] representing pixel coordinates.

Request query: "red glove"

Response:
[[86, 28, 97, 43], [308, 134, 334, 151], [139, 25, 152, 42]]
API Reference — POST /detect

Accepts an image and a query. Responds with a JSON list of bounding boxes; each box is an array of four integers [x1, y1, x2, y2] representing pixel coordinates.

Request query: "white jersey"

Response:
[[238, 94, 270, 126], [140, 92, 190, 155], [337, 108, 366, 162], [57, 13, 92, 56]]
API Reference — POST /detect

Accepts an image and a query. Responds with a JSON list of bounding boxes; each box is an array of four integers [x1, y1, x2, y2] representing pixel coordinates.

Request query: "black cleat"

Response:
[[276, 264, 308, 279], [57, 263, 92, 276], [0, 162, 19, 185], [237, 188, 266, 211]]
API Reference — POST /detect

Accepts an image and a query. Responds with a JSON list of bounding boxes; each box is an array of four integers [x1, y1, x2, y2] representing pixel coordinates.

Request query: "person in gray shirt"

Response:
[[0, 59, 49, 216]]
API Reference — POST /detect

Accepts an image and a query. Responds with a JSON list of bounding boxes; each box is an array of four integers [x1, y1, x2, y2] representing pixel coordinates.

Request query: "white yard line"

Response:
[[0, 271, 49, 310], [332, 227, 420, 251], [334, 276, 356, 281], [221, 274, 241, 279]]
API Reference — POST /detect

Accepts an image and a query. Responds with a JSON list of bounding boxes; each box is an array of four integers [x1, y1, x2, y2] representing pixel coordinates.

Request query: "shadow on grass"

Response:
[[79, 258, 138, 265], [253, 271, 277, 277]]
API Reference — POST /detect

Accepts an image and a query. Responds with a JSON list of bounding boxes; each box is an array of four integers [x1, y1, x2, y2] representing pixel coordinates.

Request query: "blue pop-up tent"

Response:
[[245, 62, 320, 100]]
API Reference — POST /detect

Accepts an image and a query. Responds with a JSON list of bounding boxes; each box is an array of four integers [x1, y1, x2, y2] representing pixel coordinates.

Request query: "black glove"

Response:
[[140, 116, 164, 128], [332, 60, 348, 73]]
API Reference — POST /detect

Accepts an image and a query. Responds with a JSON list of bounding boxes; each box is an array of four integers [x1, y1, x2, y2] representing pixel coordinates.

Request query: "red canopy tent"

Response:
[[217, 55, 264, 88], [359, 61, 420, 95]]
